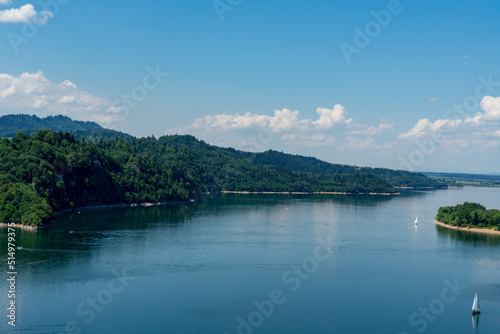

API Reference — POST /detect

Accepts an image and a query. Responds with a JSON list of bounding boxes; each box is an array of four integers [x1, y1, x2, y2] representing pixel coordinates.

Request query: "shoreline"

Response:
[[434, 220, 500, 236], [52, 198, 198, 216], [0, 222, 50, 231], [221, 191, 399, 196], [0, 195, 211, 232]]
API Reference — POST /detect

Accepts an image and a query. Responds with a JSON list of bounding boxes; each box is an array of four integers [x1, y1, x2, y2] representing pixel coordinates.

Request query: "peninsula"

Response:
[[435, 202, 500, 235]]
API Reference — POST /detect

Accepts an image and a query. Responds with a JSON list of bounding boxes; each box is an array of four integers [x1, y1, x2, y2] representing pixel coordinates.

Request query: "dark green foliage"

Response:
[[132, 135, 397, 194], [1, 117, 445, 226], [0, 183, 51, 226], [0, 114, 101, 137], [233, 150, 446, 188], [0, 131, 197, 225], [0, 114, 133, 142], [436, 202, 500, 228]]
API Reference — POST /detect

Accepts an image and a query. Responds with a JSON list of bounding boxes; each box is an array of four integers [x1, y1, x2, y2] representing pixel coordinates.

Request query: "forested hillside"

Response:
[[0, 114, 100, 136], [234, 150, 446, 188], [0, 114, 132, 141], [0, 115, 450, 226], [1, 131, 399, 226], [123, 135, 397, 194], [0, 131, 198, 226]]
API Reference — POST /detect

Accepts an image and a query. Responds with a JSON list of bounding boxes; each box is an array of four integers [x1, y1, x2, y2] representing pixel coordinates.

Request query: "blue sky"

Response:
[[0, 0, 499, 173]]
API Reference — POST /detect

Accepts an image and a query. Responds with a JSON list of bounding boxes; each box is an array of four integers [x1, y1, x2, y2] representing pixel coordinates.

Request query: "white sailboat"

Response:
[[414, 216, 418, 225], [472, 291, 481, 314]]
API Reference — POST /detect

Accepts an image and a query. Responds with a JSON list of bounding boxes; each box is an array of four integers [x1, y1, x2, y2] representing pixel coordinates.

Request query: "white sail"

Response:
[[472, 291, 480, 313], [414, 216, 418, 225]]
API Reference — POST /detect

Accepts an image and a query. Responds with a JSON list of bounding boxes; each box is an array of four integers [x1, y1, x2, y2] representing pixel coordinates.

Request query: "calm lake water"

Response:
[[1, 187, 500, 334]]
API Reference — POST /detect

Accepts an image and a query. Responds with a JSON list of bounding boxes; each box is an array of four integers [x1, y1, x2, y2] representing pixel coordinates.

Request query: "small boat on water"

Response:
[[472, 291, 481, 314], [414, 216, 418, 225]]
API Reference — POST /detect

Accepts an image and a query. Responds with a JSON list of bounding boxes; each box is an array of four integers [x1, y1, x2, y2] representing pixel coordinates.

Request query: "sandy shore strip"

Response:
[[0, 222, 52, 231], [434, 220, 500, 236], [221, 191, 399, 196]]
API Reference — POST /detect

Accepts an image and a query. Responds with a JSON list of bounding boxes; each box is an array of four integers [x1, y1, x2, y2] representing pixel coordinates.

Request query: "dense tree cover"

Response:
[[71, 128, 135, 142], [1, 131, 399, 225], [436, 202, 500, 229], [0, 114, 449, 189], [0, 114, 133, 142], [99, 135, 398, 194], [0, 114, 101, 137], [0, 131, 198, 226], [234, 150, 447, 188], [1, 115, 447, 227]]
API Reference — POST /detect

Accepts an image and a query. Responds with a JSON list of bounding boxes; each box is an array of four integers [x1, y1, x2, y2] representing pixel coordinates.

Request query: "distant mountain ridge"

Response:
[[0, 114, 447, 189], [0, 114, 450, 226], [0, 130, 398, 226], [0, 114, 133, 141], [231, 149, 444, 188], [0, 114, 101, 136]]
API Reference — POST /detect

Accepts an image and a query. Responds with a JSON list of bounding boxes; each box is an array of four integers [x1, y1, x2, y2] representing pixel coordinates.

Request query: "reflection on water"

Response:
[[0, 188, 499, 334], [472, 314, 480, 334], [435, 225, 500, 247], [217, 192, 395, 207]]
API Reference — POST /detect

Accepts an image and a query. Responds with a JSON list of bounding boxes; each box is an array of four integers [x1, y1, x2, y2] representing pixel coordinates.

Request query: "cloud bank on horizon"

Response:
[[166, 104, 394, 149], [166, 96, 499, 153], [0, 71, 121, 124], [164, 92, 499, 172], [0, 70, 498, 172]]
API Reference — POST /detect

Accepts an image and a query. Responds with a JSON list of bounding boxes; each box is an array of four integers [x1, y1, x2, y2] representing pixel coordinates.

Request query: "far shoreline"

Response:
[[0, 197, 207, 232], [434, 220, 500, 236], [221, 191, 399, 196]]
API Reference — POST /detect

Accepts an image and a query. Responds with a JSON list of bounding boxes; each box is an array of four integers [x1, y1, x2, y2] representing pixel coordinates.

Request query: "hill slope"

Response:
[[232, 149, 445, 188], [0, 114, 133, 141], [0, 114, 101, 136], [1, 131, 399, 226], [0, 115, 450, 226]]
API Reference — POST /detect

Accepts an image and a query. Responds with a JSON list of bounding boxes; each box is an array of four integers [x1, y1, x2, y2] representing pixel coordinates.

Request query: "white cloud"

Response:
[[398, 118, 463, 139], [397, 96, 500, 169], [313, 105, 352, 129], [479, 96, 500, 121], [166, 105, 360, 152], [0, 0, 12, 5], [0, 71, 121, 124], [0, 4, 52, 24], [281, 133, 336, 147], [188, 109, 299, 132], [349, 122, 394, 135], [399, 96, 500, 141], [429, 97, 438, 102], [177, 105, 352, 134], [338, 136, 377, 151], [458, 55, 470, 60]]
